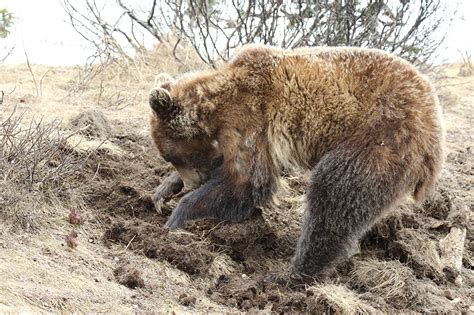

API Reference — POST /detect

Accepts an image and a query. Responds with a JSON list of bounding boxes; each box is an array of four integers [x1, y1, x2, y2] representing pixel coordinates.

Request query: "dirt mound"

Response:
[[202, 214, 296, 263], [178, 293, 197, 306], [78, 133, 171, 216], [114, 264, 145, 289], [69, 110, 112, 139]]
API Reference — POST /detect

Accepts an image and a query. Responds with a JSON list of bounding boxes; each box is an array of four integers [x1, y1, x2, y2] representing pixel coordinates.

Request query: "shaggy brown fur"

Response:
[[149, 44, 445, 279]]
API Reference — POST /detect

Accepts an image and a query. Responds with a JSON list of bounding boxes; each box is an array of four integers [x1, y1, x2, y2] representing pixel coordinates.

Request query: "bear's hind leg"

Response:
[[290, 138, 412, 278]]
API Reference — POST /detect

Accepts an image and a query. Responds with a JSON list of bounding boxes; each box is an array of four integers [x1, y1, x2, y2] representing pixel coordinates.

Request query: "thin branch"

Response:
[[23, 47, 40, 97], [0, 46, 14, 63]]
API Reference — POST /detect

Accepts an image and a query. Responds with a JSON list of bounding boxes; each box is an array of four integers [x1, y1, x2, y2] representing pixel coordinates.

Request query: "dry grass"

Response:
[[307, 284, 379, 314], [394, 229, 443, 279], [0, 226, 228, 313], [350, 259, 418, 307], [208, 253, 239, 278]]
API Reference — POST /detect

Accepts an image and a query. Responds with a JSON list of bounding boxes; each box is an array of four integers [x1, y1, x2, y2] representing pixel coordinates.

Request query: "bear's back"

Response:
[[263, 46, 440, 169]]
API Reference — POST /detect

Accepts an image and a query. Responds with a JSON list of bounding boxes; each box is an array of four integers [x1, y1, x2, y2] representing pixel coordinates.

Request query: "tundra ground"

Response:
[[0, 54, 472, 313]]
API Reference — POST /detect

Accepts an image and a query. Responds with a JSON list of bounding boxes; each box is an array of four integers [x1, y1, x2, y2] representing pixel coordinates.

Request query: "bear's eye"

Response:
[[211, 155, 224, 168]]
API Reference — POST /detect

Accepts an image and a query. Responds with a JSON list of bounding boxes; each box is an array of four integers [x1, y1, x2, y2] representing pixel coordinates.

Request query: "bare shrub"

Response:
[[68, 56, 110, 94], [458, 50, 473, 77], [175, 0, 451, 67], [61, 1, 190, 91], [62, 0, 453, 68], [0, 107, 87, 210]]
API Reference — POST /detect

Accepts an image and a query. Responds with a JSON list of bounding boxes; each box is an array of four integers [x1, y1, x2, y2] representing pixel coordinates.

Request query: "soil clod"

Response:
[[114, 265, 145, 289], [178, 293, 197, 306]]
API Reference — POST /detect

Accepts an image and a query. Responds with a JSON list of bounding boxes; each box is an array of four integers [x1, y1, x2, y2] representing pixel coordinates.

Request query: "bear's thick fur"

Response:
[[149, 44, 445, 279]]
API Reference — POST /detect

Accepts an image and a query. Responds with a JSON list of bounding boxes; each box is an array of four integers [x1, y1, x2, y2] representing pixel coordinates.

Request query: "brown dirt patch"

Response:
[[69, 109, 112, 139], [104, 220, 215, 275], [76, 115, 472, 313], [178, 293, 197, 306], [114, 265, 145, 289]]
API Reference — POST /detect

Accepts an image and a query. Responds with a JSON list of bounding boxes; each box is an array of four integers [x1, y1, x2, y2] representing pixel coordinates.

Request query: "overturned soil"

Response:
[[70, 107, 473, 313]]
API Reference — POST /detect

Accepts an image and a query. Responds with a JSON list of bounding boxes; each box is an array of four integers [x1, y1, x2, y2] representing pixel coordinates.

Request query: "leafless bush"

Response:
[[458, 50, 473, 77], [0, 107, 87, 208], [61, 0, 172, 62], [169, 0, 451, 67], [68, 56, 110, 94], [62, 0, 453, 68]]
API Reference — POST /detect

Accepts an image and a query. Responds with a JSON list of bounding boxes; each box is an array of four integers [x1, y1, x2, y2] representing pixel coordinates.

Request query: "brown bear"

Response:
[[149, 44, 445, 279]]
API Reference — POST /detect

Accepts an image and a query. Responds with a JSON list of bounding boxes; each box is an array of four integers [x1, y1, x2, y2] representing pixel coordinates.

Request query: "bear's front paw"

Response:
[[164, 207, 188, 230], [153, 173, 184, 213], [152, 187, 171, 214]]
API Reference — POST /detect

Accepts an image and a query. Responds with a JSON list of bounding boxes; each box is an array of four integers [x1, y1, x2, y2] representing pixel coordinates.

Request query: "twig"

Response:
[[122, 234, 136, 253], [39, 69, 51, 97], [23, 48, 40, 97], [0, 46, 14, 63], [91, 162, 101, 181], [7, 85, 17, 95], [172, 37, 182, 63]]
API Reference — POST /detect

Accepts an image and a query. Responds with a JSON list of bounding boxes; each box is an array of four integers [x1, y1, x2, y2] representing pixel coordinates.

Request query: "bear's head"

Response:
[[149, 73, 223, 190]]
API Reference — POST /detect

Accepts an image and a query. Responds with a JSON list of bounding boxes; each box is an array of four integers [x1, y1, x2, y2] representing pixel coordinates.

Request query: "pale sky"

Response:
[[1, 0, 473, 66]]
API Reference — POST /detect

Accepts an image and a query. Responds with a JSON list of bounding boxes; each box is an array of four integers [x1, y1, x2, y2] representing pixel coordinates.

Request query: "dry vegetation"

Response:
[[0, 46, 472, 313]]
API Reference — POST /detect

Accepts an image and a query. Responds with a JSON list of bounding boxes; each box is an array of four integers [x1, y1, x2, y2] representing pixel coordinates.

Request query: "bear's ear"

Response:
[[154, 73, 174, 90], [150, 73, 178, 119], [149, 87, 177, 119]]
